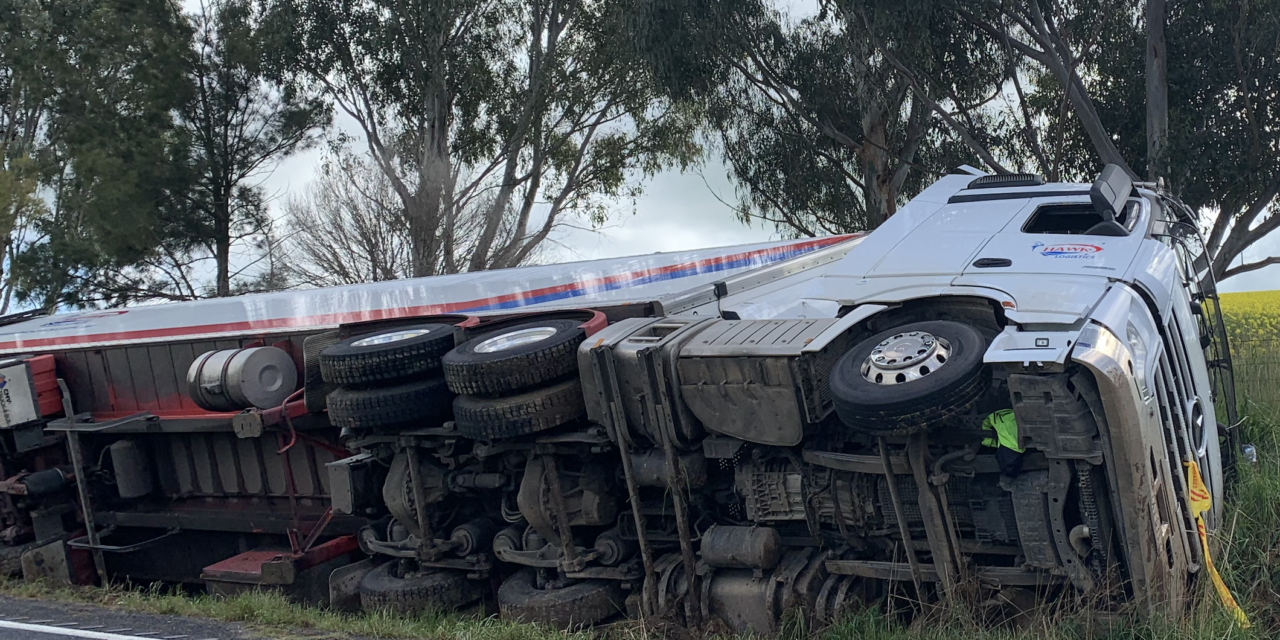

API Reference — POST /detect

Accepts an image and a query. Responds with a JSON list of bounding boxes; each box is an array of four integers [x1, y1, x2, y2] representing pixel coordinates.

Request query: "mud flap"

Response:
[[329, 558, 375, 612]]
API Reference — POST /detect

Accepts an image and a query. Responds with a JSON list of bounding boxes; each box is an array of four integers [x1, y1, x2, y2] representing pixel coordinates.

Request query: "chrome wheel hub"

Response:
[[474, 326, 557, 353], [861, 331, 951, 385], [353, 328, 432, 347]]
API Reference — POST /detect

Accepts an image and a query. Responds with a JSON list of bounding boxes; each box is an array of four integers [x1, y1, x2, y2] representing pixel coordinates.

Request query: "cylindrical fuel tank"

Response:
[[186, 347, 298, 411], [701, 525, 781, 570]]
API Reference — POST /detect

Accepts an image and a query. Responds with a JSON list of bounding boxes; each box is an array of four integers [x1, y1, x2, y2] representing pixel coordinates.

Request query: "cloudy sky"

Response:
[[254, 0, 1278, 294]]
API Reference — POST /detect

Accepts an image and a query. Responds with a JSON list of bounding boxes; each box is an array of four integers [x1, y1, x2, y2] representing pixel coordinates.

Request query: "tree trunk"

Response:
[[407, 63, 452, 278], [1145, 0, 1168, 181], [215, 209, 231, 297], [861, 108, 891, 229]]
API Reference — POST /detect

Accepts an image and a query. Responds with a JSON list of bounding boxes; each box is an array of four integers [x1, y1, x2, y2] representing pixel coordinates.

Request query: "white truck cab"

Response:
[[632, 166, 1238, 627]]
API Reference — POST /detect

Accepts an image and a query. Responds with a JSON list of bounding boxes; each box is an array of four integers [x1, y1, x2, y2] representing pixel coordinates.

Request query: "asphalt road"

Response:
[[0, 595, 260, 640]]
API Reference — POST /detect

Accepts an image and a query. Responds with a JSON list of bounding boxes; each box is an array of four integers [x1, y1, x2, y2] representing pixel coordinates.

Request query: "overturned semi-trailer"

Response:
[[0, 166, 1244, 633]]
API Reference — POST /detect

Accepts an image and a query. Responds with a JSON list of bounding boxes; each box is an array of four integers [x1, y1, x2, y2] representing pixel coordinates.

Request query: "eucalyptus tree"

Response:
[[629, 0, 1006, 236], [268, 0, 699, 277], [856, 0, 1280, 280]]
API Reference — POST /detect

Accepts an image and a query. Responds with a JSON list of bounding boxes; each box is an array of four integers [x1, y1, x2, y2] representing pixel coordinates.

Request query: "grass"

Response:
[[0, 577, 602, 640], [1, 295, 1279, 639]]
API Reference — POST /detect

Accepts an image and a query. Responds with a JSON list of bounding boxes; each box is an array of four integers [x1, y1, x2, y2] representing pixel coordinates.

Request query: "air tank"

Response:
[[186, 347, 298, 411]]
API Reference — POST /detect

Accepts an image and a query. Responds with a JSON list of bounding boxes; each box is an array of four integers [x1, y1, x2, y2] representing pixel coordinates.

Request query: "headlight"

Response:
[[1126, 321, 1152, 399]]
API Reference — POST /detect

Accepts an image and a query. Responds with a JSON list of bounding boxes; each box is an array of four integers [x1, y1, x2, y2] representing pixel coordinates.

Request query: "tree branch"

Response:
[[1221, 255, 1280, 280]]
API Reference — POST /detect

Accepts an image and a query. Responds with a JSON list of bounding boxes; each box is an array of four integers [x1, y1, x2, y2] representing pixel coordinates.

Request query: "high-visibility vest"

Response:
[[981, 409, 1024, 453]]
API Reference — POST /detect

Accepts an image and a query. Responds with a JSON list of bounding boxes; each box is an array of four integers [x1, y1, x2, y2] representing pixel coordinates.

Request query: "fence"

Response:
[[1229, 338, 1280, 412]]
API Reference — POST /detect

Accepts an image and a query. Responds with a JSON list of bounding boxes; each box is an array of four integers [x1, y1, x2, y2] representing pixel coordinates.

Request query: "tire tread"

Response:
[[496, 569, 623, 629], [327, 377, 453, 429], [453, 379, 586, 439], [320, 325, 454, 386], [359, 563, 484, 614]]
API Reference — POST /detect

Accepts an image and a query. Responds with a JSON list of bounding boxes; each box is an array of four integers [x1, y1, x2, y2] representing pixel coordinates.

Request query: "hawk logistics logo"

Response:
[[1032, 242, 1103, 259]]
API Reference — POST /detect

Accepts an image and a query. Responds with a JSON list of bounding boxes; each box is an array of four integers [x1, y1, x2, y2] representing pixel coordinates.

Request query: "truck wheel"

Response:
[[829, 320, 990, 435], [327, 377, 453, 430], [443, 320, 585, 395], [453, 379, 586, 439], [320, 323, 455, 386], [359, 562, 485, 614], [497, 569, 624, 629]]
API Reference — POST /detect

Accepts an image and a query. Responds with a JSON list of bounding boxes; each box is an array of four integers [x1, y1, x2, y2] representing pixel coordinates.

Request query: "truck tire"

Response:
[[443, 319, 585, 395], [497, 569, 624, 629], [829, 320, 990, 435], [327, 377, 453, 430], [453, 379, 586, 439], [359, 562, 485, 614], [320, 323, 455, 386]]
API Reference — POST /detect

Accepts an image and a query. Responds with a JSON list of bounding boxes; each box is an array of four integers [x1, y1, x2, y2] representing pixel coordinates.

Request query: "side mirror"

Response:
[[1087, 164, 1133, 236], [1091, 164, 1133, 218]]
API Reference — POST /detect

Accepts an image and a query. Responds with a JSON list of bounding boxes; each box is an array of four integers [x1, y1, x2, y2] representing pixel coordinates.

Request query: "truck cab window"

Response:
[[1022, 201, 1138, 235]]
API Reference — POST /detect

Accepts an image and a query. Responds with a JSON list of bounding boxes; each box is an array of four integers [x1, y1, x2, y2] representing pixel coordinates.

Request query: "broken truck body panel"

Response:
[[0, 168, 1236, 633]]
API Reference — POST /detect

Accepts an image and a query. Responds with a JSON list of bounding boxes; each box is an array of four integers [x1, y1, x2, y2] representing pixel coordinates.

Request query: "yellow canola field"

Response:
[[1220, 290, 1280, 408], [1220, 290, 1280, 348]]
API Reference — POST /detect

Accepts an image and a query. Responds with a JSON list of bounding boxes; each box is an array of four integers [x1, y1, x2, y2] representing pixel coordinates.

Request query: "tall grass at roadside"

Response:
[[1215, 402, 1280, 631]]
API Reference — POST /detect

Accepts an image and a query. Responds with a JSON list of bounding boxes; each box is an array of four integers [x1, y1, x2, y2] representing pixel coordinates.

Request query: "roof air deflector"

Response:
[[967, 173, 1045, 189]]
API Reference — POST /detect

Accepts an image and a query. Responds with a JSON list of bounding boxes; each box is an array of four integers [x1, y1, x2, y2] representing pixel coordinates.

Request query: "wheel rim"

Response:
[[861, 331, 951, 385], [475, 327, 557, 353], [353, 328, 433, 347]]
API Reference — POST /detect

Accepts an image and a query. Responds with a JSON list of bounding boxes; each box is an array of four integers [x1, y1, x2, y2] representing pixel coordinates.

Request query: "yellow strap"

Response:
[[1186, 461, 1250, 628]]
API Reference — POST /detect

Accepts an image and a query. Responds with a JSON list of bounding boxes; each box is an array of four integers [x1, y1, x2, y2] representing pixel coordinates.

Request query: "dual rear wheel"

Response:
[[319, 319, 590, 435]]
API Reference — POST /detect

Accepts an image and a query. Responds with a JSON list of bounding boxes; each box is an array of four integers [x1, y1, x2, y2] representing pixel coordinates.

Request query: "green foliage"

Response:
[[1164, 0, 1280, 262], [164, 0, 329, 299], [3, 0, 192, 309], [627, 0, 1005, 236], [4, 0, 325, 308]]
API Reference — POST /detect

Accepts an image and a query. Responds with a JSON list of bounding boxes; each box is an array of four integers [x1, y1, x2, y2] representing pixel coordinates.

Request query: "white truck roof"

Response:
[[709, 175, 1158, 327], [0, 235, 859, 353]]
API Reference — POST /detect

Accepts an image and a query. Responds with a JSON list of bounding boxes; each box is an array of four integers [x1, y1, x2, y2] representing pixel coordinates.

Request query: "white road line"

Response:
[[0, 619, 162, 639]]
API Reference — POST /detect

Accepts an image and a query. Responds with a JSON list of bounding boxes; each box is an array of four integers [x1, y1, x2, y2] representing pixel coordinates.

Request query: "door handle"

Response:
[[972, 258, 1012, 268]]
